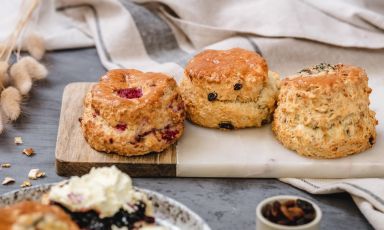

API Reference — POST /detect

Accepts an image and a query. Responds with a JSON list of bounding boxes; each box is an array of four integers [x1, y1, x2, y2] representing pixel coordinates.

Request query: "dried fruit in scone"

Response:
[[47, 166, 163, 230], [0, 201, 79, 230], [272, 63, 378, 159], [80, 69, 185, 156], [180, 48, 280, 129]]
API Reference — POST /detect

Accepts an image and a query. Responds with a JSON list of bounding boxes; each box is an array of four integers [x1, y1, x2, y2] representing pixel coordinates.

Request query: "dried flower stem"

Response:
[[1, 0, 41, 62]]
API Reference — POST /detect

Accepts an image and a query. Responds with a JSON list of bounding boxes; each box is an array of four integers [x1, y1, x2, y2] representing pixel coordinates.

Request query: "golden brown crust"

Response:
[[80, 69, 185, 156], [272, 64, 377, 159], [185, 47, 268, 83], [181, 48, 280, 129], [285, 63, 367, 87], [0, 201, 79, 230]]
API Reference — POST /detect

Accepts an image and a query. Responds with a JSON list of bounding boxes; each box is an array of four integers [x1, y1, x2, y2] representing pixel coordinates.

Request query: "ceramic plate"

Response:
[[0, 184, 210, 230]]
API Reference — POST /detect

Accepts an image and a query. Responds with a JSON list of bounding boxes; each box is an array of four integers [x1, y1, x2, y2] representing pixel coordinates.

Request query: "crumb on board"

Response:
[[1, 163, 11, 168], [2, 177, 15, 185], [20, 180, 32, 188], [22, 148, 34, 156], [14, 136, 23, 145], [28, 169, 45, 180]]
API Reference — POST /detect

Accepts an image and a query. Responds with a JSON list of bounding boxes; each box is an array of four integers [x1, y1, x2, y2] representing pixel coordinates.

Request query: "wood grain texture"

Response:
[[55, 82, 176, 177]]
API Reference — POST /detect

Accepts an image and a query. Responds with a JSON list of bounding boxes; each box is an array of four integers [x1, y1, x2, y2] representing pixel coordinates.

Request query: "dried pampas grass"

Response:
[[1, 87, 22, 121], [0, 108, 9, 134], [0, 0, 45, 134], [0, 110, 6, 134], [24, 32, 45, 60], [0, 61, 9, 88], [0, 42, 8, 60], [10, 61, 32, 95], [19, 56, 48, 80]]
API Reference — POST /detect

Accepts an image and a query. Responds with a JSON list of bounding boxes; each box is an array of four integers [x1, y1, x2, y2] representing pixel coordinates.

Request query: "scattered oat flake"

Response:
[[1, 163, 11, 168], [14, 136, 23, 145], [20, 180, 31, 188], [28, 169, 45, 180], [2, 177, 15, 185], [22, 148, 34, 156]]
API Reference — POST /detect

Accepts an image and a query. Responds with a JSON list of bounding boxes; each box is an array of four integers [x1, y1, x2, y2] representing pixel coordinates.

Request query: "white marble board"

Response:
[[176, 76, 384, 178]]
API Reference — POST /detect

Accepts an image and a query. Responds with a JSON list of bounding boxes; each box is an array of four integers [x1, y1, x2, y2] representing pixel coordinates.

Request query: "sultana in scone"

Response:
[[80, 69, 185, 156], [272, 63, 378, 159], [180, 48, 280, 129]]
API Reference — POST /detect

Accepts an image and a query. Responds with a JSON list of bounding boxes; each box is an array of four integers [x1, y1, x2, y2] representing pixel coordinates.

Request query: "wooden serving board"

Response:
[[55, 83, 176, 177]]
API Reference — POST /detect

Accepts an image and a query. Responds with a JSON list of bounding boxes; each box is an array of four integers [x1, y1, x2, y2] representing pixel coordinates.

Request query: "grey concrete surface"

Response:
[[0, 48, 372, 230]]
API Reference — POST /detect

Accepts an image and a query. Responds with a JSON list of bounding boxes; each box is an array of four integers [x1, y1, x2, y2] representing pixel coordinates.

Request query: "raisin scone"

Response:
[[180, 48, 280, 129], [272, 63, 378, 159], [80, 69, 185, 156], [46, 166, 165, 230], [0, 201, 79, 230]]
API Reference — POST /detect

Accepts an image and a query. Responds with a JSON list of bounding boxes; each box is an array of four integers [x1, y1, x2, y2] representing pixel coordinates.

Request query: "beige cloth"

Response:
[[1, 0, 384, 228]]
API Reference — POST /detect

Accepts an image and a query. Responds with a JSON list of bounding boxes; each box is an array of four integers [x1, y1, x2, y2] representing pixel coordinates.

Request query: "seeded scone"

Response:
[[80, 69, 185, 156], [46, 166, 165, 230], [272, 63, 378, 159], [0, 201, 79, 230], [180, 48, 280, 129]]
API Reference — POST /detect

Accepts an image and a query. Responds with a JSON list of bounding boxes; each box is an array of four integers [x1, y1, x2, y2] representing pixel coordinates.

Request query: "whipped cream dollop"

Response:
[[49, 166, 145, 218]]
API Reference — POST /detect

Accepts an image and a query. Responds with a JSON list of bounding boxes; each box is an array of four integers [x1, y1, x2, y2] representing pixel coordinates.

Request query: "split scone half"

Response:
[[0, 201, 79, 230], [46, 166, 165, 230], [180, 48, 280, 129], [80, 69, 185, 156], [272, 63, 378, 159]]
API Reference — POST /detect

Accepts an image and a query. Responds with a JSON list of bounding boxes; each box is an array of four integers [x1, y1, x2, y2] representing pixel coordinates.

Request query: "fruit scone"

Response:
[[272, 63, 377, 159], [45, 166, 165, 230], [80, 69, 185, 156], [0, 201, 79, 230], [180, 48, 280, 129]]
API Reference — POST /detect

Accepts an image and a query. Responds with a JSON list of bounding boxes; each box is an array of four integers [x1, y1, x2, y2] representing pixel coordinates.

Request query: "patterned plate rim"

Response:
[[0, 183, 211, 230]]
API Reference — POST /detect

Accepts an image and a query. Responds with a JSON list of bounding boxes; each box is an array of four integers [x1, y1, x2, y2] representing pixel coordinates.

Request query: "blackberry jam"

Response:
[[53, 201, 154, 230]]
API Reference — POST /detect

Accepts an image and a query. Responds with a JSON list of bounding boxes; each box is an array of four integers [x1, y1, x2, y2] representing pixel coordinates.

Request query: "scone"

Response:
[[80, 69, 185, 156], [180, 48, 280, 129], [0, 201, 79, 230], [47, 166, 165, 230], [272, 63, 377, 159]]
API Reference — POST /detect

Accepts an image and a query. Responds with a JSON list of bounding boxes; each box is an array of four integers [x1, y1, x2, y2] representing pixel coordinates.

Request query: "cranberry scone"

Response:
[[180, 48, 280, 129], [46, 166, 164, 230], [272, 63, 377, 158], [0, 201, 79, 230], [80, 69, 185, 156]]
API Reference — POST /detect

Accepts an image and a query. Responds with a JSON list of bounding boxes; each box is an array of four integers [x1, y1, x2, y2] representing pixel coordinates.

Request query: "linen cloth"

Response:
[[1, 0, 384, 228]]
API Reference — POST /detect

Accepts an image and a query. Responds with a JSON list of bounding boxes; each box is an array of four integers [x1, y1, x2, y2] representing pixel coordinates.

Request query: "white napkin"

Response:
[[1, 0, 383, 229], [280, 179, 384, 229]]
